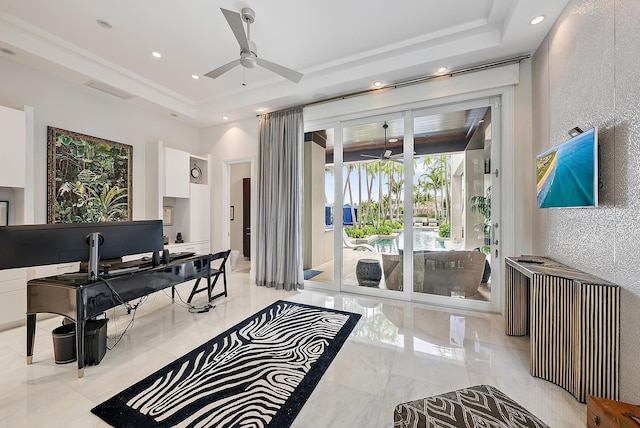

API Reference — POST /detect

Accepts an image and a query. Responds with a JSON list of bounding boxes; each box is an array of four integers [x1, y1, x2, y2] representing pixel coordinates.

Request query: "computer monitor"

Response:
[[0, 220, 164, 271]]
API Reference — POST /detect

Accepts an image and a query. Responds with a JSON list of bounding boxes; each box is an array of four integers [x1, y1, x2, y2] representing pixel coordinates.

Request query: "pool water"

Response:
[[370, 229, 440, 253]]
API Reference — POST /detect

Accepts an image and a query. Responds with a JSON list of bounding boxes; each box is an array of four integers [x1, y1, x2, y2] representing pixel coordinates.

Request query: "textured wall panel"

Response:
[[532, 0, 640, 401], [531, 40, 550, 256], [612, 0, 640, 401], [546, 0, 616, 279]]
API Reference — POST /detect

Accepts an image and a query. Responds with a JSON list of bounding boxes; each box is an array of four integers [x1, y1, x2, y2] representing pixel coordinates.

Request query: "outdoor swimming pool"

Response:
[[369, 229, 440, 253]]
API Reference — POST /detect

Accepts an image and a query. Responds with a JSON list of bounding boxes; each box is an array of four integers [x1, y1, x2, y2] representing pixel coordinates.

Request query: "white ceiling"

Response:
[[0, 0, 568, 128]]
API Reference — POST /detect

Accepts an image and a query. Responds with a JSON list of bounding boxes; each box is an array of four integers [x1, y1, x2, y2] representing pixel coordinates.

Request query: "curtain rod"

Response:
[[260, 54, 530, 115]]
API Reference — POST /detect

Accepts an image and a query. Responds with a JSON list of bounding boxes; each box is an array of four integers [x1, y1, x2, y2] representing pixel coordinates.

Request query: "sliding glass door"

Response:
[[303, 97, 501, 311], [409, 99, 498, 309], [339, 114, 406, 298], [301, 126, 337, 291]]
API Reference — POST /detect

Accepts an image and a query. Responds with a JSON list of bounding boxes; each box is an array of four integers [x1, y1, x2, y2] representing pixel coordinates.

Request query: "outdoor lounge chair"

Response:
[[420, 250, 485, 297], [342, 230, 375, 251], [382, 250, 486, 297]]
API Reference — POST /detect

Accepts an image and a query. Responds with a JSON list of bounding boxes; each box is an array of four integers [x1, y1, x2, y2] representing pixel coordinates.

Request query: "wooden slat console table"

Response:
[[505, 256, 619, 402]]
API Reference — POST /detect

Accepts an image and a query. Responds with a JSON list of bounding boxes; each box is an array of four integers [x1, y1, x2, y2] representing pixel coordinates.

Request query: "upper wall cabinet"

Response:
[[0, 105, 26, 188], [164, 147, 190, 198], [147, 141, 210, 250]]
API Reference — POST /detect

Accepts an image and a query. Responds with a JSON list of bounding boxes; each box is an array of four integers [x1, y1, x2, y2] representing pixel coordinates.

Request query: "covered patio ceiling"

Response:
[[306, 107, 491, 163]]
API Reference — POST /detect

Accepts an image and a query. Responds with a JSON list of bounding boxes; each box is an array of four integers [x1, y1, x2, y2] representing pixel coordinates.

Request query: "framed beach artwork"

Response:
[[47, 127, 133, 223]]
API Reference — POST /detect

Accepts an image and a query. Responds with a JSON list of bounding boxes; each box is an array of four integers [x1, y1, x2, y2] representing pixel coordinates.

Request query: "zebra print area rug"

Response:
[[92, 300, 360, 427]]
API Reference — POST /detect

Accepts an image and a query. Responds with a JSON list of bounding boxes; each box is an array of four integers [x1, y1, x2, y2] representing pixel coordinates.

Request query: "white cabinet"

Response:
[[147, 141, 211, 252], [166, 241, 210, 255], [0, 268, 27, 326], [28, 262, 80, 280], [164, 147, 190, 198]]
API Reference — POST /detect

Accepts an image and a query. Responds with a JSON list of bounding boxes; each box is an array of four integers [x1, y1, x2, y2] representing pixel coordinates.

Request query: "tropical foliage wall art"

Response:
[[47, 127, 132, 223]]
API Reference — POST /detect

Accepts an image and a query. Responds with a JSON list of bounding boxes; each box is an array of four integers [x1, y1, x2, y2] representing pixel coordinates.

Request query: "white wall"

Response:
[[199, 116, 259, 254], [0, 57, 200, 223]]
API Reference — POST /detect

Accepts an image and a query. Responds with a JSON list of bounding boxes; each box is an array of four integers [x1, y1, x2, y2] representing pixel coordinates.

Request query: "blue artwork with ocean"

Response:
[[536, 128, 596, 208]]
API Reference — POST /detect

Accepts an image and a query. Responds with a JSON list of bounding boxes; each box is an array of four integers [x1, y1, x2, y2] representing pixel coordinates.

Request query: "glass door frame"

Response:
[[304, 86, 513, 315], [337, 112, 410, 301], [405, 97, 501, 312], [301, 120, 340, 293]]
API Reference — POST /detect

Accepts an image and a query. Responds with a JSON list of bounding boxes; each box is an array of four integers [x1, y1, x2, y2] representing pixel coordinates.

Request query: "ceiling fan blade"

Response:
[[220, 8, 250, 52], [204, 59, 241, 79], [360, 154, 380, 159], [256, 58, 303, 83]]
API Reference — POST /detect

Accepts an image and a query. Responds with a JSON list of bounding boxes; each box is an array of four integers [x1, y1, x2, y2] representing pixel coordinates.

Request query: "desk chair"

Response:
[[187, 250, 231, 303]]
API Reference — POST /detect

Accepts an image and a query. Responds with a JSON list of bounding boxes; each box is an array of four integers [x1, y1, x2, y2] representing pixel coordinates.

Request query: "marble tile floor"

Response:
[[0, 272, 586, 427]]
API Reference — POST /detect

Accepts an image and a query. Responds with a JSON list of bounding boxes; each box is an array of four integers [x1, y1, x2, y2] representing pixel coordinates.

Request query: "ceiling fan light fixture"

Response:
[[205, 8, 303, 83], [240, 54, 257, 69]]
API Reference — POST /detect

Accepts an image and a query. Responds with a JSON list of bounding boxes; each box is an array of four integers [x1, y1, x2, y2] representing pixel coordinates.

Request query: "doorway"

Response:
[[229, 162, 252, 273]]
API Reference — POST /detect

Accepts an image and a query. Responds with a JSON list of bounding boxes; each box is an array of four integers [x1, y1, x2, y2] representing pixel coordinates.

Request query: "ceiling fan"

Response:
[[361, 123, 404, 163], [204, 8, 303, 83]]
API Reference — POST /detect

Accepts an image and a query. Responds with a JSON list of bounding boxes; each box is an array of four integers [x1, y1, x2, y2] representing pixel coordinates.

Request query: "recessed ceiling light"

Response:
[[373, 81, 383, 88], [530, 15, 545, 25], [258, 108, 265, 112], [96, 19, 112, 29], [437, 66, 447, 73], [191, 74, 200, 80], [222, 116, 229, 120], [152, 51, 162, 58], [0, 47, 16, 56], [388, 138, 399, 143]]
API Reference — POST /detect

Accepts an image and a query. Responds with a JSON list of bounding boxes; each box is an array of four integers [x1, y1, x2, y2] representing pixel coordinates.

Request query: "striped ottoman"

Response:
[[393, 385, 549, 428]]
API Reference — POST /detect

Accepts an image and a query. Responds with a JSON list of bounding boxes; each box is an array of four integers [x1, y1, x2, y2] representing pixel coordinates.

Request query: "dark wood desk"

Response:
[[26, 254, 211, 377], [505, 256, 619, 402]]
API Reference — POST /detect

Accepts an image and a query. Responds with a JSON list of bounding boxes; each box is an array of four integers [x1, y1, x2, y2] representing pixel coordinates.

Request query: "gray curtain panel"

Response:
[[256, 107, 304, 290]]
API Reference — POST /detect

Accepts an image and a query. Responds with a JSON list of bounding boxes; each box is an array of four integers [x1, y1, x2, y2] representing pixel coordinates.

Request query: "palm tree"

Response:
[[343, 163, 357, 225], [436, 155, 451, 223], [382, 161, 403, 221], [413, 184, 426, 215], [419, 168, 442, 220], [362, 161, 379, 224], [390, 178, 404, 220]]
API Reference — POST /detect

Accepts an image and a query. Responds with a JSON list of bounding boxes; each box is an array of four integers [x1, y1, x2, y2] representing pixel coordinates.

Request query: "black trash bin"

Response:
[[52, 323, 76, 364], [51, 319, 108, 365]]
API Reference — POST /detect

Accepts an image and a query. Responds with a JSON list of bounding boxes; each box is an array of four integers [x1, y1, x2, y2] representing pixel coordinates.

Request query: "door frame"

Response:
[[406, 96, 502, 312], [223, 156, 257, 280], [305, 85, 516, 314]]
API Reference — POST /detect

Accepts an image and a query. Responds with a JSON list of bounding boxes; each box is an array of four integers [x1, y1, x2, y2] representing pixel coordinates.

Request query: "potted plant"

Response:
[[470, 187, 491, 253]]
